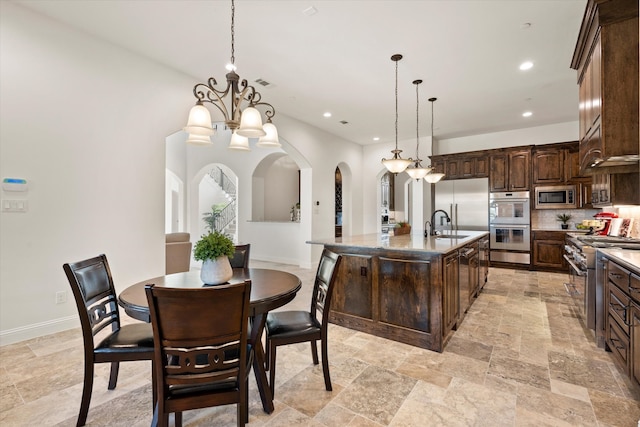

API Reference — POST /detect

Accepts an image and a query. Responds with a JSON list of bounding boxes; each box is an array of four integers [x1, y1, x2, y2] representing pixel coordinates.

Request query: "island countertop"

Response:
[[307, 230, 488, 254]]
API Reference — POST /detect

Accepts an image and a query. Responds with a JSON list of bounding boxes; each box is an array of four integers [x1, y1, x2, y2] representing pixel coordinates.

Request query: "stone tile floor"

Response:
[[1, 263, 639, 426]]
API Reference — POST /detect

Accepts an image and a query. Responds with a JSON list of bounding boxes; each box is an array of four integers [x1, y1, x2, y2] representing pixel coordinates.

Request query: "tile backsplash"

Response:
[[531, 209, 600, 230], [532, 206, 640, 238]]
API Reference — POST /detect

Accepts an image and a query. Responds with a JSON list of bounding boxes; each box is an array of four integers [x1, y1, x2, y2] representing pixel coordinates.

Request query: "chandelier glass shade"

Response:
[[405, 79, 431, 180], [423, 97, 445, 183], [184, 0, 280, 150], [382, 54, 412, 174]]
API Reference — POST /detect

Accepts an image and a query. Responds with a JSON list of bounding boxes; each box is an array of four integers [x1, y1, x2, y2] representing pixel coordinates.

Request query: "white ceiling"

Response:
[[15, 0, 587, 146]]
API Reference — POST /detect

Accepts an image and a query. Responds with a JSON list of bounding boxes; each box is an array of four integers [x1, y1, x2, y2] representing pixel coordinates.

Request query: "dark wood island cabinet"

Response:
[[308, 231, 488, 352]]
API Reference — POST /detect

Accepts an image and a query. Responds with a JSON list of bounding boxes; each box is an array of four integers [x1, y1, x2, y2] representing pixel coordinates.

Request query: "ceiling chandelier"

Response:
[[405, 79, 431, 180], [183, 0, 280, 150], [382, 54, 413, 174], [424, 97, 445, 183]]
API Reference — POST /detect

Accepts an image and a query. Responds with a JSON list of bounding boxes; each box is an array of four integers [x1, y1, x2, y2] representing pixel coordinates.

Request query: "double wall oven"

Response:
[[489, 192, 530, 264]]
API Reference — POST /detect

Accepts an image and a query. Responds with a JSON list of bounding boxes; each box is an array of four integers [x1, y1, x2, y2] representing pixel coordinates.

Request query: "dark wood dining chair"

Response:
[[145, 280, 253, 427], [264, 249, 342, 396], [63, 254, 155, 427], [230, 243, 250, 268]]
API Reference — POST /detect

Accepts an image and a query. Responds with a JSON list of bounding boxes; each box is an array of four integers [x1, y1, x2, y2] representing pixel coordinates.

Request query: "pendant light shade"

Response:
[[237, 106, 266, 138], [186, 132, 214, 146], [382, 54, 412, 174], [423, 97, 444, 183], [256, 121, 281, 147], [405, 79, 431, 180], [228, 131, 250, 151], [424, 172, 445, 183], [184, 103, 215, 137]]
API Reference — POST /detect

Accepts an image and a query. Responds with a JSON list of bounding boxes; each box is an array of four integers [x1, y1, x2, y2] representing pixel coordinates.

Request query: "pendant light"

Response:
[[382, 54, 412, 174], [424, 97, 445, 183], [405, 79, 431, 180], [184, 0, 280, 149]]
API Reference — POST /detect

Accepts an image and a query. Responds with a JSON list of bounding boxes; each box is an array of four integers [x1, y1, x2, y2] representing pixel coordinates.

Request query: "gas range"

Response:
[[565, 234, 640, 270]]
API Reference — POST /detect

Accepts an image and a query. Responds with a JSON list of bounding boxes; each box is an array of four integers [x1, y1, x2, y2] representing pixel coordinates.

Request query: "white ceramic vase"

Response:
[[200, 256, 233, 285]]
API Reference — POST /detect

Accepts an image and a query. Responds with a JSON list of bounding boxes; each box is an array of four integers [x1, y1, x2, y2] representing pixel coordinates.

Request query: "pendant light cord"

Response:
[[230, 0, 235, 66], [394, 58, 398, 150], [415, 82, 420, 157]]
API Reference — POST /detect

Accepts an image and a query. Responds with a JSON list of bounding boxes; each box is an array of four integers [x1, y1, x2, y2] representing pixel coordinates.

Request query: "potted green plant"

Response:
[[193, 230, 236, 285], [394, 221, 411, 235], [556, 213, 572, 230]]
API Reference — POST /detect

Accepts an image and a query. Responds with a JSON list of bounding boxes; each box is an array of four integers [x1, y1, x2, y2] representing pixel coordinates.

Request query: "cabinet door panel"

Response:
[[443, 253, 459, 332], [333, 255, 372, 319], [533, 149, 564, 184], [509, 150, 530, 191], [632, 303, 640, 386], [490, 154, 508, 192], [378, 257, 430, 332]]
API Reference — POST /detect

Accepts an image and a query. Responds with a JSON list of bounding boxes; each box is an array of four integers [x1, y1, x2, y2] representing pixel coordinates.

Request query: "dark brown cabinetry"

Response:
[[532, 142, 593, 208], [533, 148, 565, 184], [632, 301, 640, 386], [458, 242, 479, 325], [603, 258, 640, 387], [443, 251, 459, 334], [431, 154, 488, 180], [591, 172, 640, 207], [571, 0, 639, 174], [490, 148, 530, 192], [531, 231, 567, 272]]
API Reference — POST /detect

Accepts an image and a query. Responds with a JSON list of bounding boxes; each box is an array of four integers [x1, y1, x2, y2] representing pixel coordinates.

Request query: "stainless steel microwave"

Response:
[[534, 185, 577, 209]]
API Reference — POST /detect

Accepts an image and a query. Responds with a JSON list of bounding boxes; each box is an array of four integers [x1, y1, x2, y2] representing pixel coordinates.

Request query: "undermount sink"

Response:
[[434, 234, 470, 239]]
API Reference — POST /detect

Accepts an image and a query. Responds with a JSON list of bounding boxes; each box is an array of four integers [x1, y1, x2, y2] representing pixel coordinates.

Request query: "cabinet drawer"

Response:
[[607, 314, 630, 370], [608, 261, 630, 290], [630, 273, 640, 304], [608, 282, 630, 336]]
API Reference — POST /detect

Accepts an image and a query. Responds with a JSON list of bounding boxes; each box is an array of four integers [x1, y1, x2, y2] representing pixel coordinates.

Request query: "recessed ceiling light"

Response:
[[373, 137, 380, 141], [323, 112, 332, 118], [522, 111, 533, 117], [519, 61, 533, 71]]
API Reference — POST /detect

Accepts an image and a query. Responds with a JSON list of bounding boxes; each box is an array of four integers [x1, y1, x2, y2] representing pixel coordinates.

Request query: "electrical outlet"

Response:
[[55, 291, 67, 304]]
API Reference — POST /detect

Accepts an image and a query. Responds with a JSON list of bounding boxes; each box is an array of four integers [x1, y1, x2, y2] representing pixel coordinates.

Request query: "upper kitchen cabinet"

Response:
[[490, 148, 531, 192], [430, 153, 488, 180], [533, 146, 565, 184], [571, 0, 639, 174]]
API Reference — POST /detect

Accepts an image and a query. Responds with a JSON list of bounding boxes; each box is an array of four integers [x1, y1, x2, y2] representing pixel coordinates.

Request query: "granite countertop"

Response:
[[307, 230, 489, 254], [598, 248, 640, 273]]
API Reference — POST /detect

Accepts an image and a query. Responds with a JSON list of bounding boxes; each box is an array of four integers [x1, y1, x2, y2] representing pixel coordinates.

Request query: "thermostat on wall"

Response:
[[2, 178, 28, 192]]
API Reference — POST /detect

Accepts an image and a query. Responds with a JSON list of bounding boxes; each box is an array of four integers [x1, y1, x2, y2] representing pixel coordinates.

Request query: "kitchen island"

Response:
[[308, 230, 488, 352]]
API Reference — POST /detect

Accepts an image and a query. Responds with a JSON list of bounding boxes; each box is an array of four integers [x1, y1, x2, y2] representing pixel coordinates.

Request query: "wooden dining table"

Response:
[[118, 268, 302, 414]]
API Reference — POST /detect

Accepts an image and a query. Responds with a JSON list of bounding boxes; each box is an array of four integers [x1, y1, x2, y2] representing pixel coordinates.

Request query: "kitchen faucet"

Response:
[[426, 209, 451, 236]]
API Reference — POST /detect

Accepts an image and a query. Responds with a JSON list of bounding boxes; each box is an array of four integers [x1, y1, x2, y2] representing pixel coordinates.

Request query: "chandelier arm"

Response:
[[193, 79, 232, 122]]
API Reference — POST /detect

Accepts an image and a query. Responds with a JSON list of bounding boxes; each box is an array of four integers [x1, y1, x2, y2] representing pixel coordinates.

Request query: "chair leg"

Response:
[[77, 358, 94, 427], [310, 340, 319, 365], [175, 412, 182, 427], [107, 361, 119, 390], [269, 344, 277, 398], [321, 338, 332, 391], [151, 360, 157, 414]]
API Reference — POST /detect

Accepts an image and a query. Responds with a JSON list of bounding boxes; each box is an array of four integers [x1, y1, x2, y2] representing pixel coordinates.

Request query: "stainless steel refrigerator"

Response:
[[433, 178, 489, 231]]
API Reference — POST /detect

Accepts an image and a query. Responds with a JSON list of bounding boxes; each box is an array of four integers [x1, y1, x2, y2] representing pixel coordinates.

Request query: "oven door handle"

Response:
[[490, 225, 529, 229], [563, 254, 586, 277]]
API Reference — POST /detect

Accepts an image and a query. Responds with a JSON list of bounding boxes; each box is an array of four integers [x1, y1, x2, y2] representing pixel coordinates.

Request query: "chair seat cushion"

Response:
[[266, 311, 321, 339], [95, 322, 154, 354]]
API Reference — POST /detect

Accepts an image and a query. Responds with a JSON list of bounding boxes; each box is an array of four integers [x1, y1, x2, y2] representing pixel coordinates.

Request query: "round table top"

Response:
[[119, 268, 302, 322]]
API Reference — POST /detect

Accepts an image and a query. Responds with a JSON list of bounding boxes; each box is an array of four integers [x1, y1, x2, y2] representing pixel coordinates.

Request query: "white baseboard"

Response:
[[0, 315, 78, 346]]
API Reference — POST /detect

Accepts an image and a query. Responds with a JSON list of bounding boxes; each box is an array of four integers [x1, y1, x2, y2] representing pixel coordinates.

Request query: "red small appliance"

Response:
[[594, 212, 618, 235]]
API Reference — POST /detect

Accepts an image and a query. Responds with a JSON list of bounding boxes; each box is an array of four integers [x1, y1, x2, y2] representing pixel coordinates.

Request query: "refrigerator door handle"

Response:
[[454, 204, 458, 231]]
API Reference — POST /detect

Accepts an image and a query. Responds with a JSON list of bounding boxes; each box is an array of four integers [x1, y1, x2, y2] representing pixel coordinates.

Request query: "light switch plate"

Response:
[[1, 199, 28, 212]]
